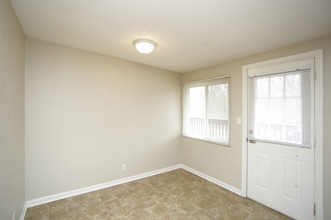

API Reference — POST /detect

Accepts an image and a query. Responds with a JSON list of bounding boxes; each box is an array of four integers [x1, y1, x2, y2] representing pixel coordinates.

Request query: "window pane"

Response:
[[188, 86, 205, 137], [256, 77, 269, 98], [207, 84, 229, 143], [207, 84, 228, 119], [268, 98, 285, 123], [183, 78, 230, 145], [270, 76, 283, 97], [255, 99, 270, 122], [284, 98, 301, 124], [285, 74, 301, 97], [250, 70, 311, 147], [189, 87, 205, 118]]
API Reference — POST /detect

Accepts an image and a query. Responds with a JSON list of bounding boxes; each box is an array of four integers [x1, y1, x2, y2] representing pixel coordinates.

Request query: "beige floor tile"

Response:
[[25, 169, 292, 220]]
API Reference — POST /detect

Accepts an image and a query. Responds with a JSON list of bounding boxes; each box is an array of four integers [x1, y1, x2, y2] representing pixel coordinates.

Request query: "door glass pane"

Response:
[[285, 74, 301, 97], [270, 76, 284, 97], [250, 69, 312, 147], [256, 77, 269, 98]]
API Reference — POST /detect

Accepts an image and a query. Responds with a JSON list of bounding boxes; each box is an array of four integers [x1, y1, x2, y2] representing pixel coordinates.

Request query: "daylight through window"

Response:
[[249, 69, 312, 147], [183, 77, 230, 145]]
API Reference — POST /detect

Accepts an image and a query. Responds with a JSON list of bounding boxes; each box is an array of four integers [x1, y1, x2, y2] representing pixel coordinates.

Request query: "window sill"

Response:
[[182, 135, 230, 147]]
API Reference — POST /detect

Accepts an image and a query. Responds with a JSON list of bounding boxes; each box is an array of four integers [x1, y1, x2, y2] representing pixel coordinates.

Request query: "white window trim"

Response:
[[242, 50, 323, 219]]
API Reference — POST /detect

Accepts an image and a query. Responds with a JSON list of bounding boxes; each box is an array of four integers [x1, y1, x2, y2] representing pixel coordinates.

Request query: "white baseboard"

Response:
[[19, 203, 27, 220], [26, 164, 181, 208], [179, 164, 242, 196], [25, 163, 242, 211]]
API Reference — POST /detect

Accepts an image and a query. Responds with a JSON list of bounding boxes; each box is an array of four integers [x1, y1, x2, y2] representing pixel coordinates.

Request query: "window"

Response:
[[249, 69, 312, 147], [183, 77, 230, 145]]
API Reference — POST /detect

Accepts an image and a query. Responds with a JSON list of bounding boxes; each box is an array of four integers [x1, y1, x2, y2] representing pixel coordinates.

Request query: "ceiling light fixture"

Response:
[[133, 39, 157, 54]]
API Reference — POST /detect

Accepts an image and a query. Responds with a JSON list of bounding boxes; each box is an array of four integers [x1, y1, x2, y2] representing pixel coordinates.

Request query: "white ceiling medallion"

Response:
[[133, 39, 157, 54]]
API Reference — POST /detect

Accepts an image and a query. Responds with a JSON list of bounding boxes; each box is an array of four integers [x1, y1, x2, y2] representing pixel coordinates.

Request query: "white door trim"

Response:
[[242, 50, 323, 219]]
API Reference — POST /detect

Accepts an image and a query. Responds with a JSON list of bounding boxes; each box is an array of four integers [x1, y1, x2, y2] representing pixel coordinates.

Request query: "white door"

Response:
[[247, 59, 315, 220]]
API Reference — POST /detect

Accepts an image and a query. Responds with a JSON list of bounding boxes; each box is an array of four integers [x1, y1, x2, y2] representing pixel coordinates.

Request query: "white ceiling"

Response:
[[11, 0, 331, 73]]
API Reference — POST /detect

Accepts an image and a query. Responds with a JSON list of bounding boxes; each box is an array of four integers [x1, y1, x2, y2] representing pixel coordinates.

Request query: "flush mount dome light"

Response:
[[133, 39, 157, 54]]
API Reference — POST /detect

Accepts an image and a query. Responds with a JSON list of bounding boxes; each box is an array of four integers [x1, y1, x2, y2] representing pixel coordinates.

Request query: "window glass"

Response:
[[250, 69, 311, 147], [183, 78, 230, 145]]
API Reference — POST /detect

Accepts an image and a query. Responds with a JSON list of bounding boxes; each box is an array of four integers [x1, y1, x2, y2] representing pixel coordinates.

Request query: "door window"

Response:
[[249, 69, 313, 147]]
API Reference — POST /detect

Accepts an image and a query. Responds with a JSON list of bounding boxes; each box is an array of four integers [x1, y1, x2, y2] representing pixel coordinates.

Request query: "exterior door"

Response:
[[247, 59, 315, 220]]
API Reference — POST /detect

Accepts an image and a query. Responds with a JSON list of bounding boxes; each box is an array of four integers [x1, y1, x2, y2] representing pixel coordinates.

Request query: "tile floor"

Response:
[[24, 169, 291, 220]]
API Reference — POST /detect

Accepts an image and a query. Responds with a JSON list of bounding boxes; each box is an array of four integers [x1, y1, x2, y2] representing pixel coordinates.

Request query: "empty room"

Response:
[[1, 0, 331, 219]]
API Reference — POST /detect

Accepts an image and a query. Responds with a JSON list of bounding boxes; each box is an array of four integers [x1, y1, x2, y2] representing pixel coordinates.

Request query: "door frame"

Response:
[[241, 50, 323, 219]]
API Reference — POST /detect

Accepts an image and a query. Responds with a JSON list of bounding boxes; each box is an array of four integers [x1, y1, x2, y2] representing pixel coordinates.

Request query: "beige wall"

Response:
[[25, 39, 181, 200], [0, 0, 25, 219], [181, 36, 331, 219]]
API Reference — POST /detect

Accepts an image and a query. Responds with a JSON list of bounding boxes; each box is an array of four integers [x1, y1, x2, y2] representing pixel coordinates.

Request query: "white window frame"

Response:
[[182, 77, 230, 145]]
